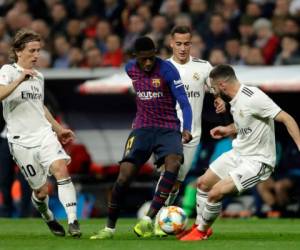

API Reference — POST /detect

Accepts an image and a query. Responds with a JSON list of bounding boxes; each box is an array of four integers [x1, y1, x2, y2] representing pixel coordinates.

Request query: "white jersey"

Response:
[[169, 56, 212, 146], [0, 63, 52, 147], [230, 84, 281, 167]]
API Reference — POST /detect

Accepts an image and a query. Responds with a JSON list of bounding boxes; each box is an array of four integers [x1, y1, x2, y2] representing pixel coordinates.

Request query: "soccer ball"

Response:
[[158, 206, 188, 234]]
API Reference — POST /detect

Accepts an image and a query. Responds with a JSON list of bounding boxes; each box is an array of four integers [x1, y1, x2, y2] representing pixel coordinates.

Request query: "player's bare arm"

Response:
[[210, 123, 237, 139], [44, 106, 75, 144], [0, 69, 36, 101], [274, 110, 300, 150], [182, 130, 192, 144]]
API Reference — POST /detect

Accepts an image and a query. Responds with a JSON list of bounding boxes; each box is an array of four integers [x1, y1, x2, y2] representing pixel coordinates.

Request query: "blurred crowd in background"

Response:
[[0, 0, 300, 68]]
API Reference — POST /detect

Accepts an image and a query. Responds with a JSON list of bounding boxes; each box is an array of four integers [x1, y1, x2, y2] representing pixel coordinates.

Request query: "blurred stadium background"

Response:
[[0, 0, 300, 220]]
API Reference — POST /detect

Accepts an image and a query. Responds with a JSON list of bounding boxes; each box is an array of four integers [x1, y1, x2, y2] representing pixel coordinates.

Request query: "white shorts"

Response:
[[177, 143, 198, 182], [9, 132, 70, 190], [210, 149, 273, 193]]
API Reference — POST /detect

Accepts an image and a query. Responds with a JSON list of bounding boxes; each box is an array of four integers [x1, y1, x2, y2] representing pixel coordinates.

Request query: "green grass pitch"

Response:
[[1, 218, 300, 250]]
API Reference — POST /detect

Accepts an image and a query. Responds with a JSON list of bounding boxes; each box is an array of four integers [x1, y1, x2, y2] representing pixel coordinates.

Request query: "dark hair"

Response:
[[209, 64, 237, 81], [171, 25, 192, 37], [134, 36, 155, 53], [10, 29, 41, 62]]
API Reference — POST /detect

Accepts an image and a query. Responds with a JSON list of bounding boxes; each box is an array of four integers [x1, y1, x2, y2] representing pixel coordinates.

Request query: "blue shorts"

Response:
[[120, 128, 183, 167]]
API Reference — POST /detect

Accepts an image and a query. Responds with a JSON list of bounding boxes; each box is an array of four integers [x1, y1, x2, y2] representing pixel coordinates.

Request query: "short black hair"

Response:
[[209, 64, 237, 81], [134, 36, 155, 53], [171, 25, 192, 37]]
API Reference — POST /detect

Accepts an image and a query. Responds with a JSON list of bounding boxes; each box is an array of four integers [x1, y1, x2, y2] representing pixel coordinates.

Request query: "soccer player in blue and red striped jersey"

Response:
[[90, 36, 193, 240]]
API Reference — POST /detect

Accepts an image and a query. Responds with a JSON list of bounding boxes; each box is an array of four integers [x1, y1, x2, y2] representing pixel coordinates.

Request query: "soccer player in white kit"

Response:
[[180, 64, 300, 241], [0, 29, 81, 237], [154, 26, 225, 236]]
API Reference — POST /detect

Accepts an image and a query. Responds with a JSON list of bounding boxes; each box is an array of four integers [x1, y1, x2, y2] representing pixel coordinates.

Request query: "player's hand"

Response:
[[19, 69, 37, 83], [182, 130, 192, 144], [57, 128, 75, 145], [210, 126, 227, 139], [214, 97, 226, 114]]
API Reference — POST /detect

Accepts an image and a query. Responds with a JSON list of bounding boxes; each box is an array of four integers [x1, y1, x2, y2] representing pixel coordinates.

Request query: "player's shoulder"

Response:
[[125, 59, 136, 71], [191, 57, 209, 64], [160, 58, 178, 72], [34, 69, 44, 80], [240, 85, 267, 105], [240, 85, 263, 97], [190, 57, 212, 71], [0, 63, 16, 73]]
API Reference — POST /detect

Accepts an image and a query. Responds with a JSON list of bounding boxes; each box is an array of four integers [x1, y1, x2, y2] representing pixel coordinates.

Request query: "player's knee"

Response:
[[197, 177, 211, 193], [34, 185, 48, 200], [50, 160, 69, 180], [164, 156, 181, 173]]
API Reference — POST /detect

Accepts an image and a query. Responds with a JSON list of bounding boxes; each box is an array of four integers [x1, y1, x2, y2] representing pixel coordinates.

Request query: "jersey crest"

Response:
[[193, 72, 200, 81], [152, 78, 161, 88]]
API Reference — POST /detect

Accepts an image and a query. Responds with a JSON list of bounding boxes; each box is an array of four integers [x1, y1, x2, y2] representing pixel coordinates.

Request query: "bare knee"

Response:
[[164, 154, 181, 173], [34, 184, 48, 200], [50, 160, 70, 180], [197, 176, 212, 192], [117, 162, 137, 186]]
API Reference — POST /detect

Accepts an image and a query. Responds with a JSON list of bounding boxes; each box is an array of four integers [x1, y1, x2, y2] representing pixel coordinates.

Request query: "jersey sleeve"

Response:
[[164, 62, 192, 131], [0, 65, 12, 86], [250, 89, 282, 119]]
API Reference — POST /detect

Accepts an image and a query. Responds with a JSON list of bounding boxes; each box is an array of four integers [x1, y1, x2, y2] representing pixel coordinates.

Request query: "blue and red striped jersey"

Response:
[[125, 57, 192, 131]]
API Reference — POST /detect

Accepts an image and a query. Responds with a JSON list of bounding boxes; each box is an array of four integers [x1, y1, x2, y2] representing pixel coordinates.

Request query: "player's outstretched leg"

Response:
[[31, 192, 65, 236], [135, 167, 178, 237]]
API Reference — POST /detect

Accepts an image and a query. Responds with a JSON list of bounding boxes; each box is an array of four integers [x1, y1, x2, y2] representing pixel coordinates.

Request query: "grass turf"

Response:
[[0, 218, 300, 250]]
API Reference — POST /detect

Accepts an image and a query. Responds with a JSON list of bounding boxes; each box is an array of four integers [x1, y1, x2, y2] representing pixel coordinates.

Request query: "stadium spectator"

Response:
[[52, 35, 71, 68], [83, 47, 102, 68], [253, 18, 280, 64], [180, 64, 300, 241], [203, 13, 230, 52], [65, 19, 84, 48], [209, 48, 228, 66], [275, 34, 300, 65], [94, 20, 112, 53], [244, 46, 265, 65], [102, 34, 124, 67], [188, 0, 209, 36], [225, 37, 241, 64], [123, 15, 146, 53]]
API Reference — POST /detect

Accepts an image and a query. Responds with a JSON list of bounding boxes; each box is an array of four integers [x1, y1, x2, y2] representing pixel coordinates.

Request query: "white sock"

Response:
[[31, 192, 54, 222], [195, 188, 208, 225], [142, 215, 152, 222], [105, 226, 115, 233], [198, 201, 222, 231], [57, 177, 77, 224], [165, 189, 179, 206]]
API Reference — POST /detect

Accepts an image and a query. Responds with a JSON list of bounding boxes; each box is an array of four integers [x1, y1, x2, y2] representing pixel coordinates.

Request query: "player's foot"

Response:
[[154, 221, 167, 237], [68, 220, 82, 238], [46, 220, 66, 237], [134, 217, 153, 238], [175, 223, 197, 239], [90, 228, 115, 240], [180, 227, 213, 241]]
